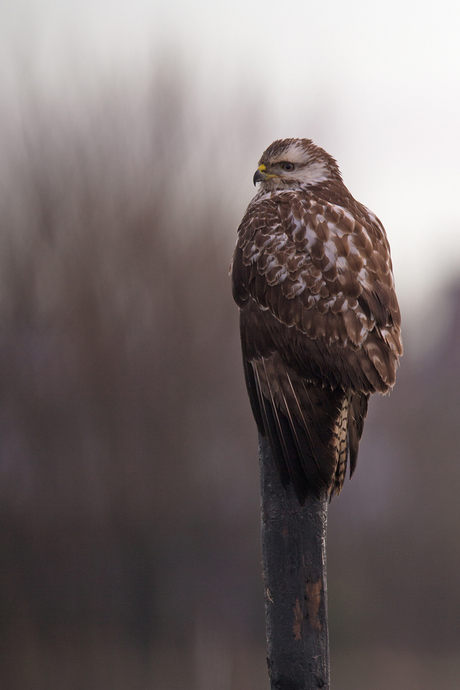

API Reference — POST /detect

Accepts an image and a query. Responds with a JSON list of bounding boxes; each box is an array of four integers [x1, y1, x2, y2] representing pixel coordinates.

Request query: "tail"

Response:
[[243, 353, 369, 503]]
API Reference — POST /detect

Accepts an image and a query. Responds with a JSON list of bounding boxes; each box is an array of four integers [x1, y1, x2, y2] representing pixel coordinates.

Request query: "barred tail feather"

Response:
[[348, 392, 370, 477], [246, 354, 353, 502]]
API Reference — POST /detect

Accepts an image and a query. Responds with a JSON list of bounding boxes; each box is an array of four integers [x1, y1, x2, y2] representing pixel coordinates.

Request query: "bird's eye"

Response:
[[281, 162, 295, 172]]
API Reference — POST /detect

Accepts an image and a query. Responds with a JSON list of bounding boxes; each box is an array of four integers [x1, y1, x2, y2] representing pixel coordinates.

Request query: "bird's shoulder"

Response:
[[232, 186, 402, 362], [235, 187, 395, 300]]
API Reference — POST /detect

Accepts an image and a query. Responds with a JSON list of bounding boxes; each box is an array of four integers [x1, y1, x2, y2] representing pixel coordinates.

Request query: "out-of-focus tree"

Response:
[[1, 65, 460, 690]]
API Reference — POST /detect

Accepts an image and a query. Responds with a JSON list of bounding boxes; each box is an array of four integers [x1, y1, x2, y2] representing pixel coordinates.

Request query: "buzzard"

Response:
[[231, 138, 402, 502]]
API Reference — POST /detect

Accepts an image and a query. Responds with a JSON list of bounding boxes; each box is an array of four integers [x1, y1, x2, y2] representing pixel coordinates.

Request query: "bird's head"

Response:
[[253, 138, 342, 191]]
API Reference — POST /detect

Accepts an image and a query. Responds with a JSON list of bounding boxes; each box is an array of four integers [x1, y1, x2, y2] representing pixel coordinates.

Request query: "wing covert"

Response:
[[233, 191, 402, 364]]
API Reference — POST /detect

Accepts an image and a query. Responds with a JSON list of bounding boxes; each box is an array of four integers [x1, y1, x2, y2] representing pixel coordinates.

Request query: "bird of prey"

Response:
[[231, 138, 402, 502]]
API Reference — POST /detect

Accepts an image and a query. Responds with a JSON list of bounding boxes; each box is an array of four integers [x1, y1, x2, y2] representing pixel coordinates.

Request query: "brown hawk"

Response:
[[231, 138, 402, 502]]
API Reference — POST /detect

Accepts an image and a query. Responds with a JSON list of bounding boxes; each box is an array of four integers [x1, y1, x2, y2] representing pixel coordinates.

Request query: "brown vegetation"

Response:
[[1, 73, 460, 689]]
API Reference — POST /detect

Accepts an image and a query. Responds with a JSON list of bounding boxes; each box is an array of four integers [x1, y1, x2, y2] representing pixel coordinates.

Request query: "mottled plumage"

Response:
[[232, 138, 402, 502]]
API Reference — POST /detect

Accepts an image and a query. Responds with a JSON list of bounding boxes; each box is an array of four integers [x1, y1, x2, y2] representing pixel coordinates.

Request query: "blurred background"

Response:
[[1, 1, 460, 688]]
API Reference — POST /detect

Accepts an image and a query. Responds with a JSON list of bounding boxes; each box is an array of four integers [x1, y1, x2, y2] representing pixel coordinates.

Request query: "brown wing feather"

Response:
[[232, 185, 401, 501], [249, 352, 346, 501]]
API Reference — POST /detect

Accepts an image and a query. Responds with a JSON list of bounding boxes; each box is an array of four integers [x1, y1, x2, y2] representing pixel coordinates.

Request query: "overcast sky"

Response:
[[2, 0, 460, 337]]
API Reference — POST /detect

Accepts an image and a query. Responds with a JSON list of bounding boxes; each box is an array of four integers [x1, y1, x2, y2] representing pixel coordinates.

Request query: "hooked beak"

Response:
[[253, 164, 277, 186]]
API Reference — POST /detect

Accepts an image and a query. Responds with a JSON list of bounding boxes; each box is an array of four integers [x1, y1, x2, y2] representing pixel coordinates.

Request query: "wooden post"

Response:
[[259, 434, 330, 690]]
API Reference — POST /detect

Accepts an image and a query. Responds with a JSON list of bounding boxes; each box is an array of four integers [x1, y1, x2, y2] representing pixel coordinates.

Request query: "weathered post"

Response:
[[259, 434, 330, 690]]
